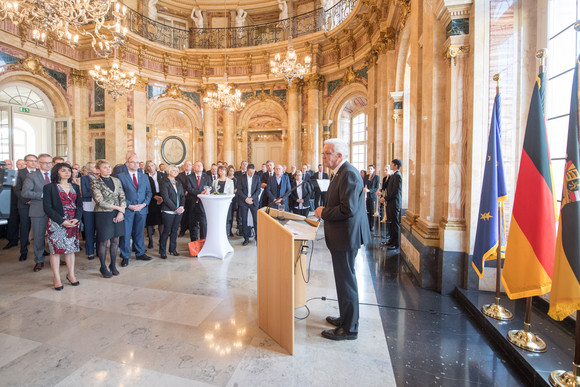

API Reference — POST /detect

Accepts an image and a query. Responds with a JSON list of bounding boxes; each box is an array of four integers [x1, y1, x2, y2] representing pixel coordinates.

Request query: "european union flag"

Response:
[[472, 92, 507, 278]]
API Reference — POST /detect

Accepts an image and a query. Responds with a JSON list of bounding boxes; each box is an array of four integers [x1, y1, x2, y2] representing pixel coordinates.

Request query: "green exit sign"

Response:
[[19, 107, 30, 113]]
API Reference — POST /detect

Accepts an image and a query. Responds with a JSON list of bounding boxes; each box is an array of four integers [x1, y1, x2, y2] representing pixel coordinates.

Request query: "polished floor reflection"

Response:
[[366, 245, 527, 387], [0, 231, 395, 386]]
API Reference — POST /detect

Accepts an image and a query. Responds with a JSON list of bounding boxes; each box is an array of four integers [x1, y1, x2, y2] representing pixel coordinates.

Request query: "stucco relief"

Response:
[[248, 112, 282, 129]]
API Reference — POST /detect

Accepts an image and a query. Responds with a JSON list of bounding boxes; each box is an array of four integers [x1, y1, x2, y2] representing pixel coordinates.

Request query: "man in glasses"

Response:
[[13, 154, 38, 261], [314, 138, 370, 341]]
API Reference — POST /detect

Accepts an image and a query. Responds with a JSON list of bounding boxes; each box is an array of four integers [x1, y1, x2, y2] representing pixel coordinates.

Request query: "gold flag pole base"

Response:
[[507, 322, 547, 352], [481, 297, 514, 320], [549, 363, 580, 387]]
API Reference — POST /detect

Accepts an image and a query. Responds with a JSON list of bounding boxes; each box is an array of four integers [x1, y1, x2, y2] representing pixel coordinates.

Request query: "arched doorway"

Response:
[[337, 96, 369, 171], [0, 83, 61, 161]]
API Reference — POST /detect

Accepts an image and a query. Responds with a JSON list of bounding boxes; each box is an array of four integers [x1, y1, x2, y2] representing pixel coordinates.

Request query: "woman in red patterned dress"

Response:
[[43, 163, 83, 291]]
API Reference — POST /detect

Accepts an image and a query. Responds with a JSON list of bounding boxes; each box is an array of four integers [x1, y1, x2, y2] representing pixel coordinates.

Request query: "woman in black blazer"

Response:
[[43, 163, 83, 291], [159, 165, 186, 258], [289, 170, 313, 217]]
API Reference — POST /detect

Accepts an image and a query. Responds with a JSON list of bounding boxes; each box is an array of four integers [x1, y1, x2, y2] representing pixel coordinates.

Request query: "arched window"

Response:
[[350, 113, 367, 171], [0, 85, 49, 112]]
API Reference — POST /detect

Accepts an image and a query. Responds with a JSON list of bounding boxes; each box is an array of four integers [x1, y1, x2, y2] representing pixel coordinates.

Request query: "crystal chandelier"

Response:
[[203, 0, 244, 111], [271, 36, 311, 87], [89, 57, 136, 101], [0, 0, 128, 58]]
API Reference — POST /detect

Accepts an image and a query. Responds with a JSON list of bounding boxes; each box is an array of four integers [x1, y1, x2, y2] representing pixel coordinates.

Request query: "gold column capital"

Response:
[[306, 73, 325, 91], [70, 68, 88, 87], [134, 76, 149, 92], [444, 44, 470, 65]]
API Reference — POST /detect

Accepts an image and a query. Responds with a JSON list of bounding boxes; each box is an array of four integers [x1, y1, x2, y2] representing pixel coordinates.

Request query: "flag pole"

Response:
[[506, 49, 548, 353], [549, 22, 580, 386], [481, 74, 513, 321]]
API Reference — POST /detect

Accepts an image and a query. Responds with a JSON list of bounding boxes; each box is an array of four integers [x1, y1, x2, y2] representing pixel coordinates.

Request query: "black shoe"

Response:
[[242, 240, 249, 246], [136, 254, 152, 261], [121, 258, 129, 267], [3, 242, 17, 250], [33, 262, 44, 272], [109, 265, 119, 276], [100, 267, 112, 278], [325, 316, 342, 327], [66, 274, 80, 286], [321, 327, 358, 341], [54, 285, 64, 291], [387, 245, 399, 251], [160, 253, 167, 259], [19, 254, 27, 261], [170, 251, 179, 256], [148, 241, 154, 249], [87, 255, 95, 260]]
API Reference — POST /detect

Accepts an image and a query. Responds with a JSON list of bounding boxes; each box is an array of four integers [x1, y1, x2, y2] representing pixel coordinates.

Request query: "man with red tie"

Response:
[[186, 161, 211, 241], [117, 153, 152, 266]]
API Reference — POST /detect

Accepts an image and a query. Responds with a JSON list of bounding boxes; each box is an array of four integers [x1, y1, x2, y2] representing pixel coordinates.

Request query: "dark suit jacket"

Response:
[[321, 161, 371, 252], [364, 174, 380, 199], [311, 171, 329, 191], [14, 168, 32, 208], [117, 171, 152, 214], [42, 183, 83, 225], [80, 174, 95, 203], [266, 174, 291, 209], [112, 164, 129, 177], [236, 174, 261, 209], [385, 170, 402, 210], [160, 178, 185, 212], [289, 180, 313, 210], [185, 173, 212, 211]]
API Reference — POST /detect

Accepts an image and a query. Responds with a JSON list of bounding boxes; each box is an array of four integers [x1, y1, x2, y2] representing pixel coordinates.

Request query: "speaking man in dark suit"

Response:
[[314, 138, 371, 341], [185, 161, 212, 241], [385, 159, 402, 250], [176, 160, 193, 237], [117, 153, 153, 266], [13, 154, 37, 261], [236, 164, 261, 246]]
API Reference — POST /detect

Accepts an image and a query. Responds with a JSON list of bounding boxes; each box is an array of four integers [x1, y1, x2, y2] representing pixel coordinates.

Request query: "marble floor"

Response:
[[0, 230, 396, 386]]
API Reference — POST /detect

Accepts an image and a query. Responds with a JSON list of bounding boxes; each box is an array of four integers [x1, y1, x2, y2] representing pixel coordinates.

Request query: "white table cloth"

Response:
[[197, 193, 235, 259]]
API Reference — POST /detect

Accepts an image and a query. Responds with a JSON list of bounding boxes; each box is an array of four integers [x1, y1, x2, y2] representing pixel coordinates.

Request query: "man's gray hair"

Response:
[[324, 138, 349, 159]]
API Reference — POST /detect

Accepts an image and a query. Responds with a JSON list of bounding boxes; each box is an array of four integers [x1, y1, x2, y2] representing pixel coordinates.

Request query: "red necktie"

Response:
[[133, 173, 139, 189], [197, 175, 201, 187], [44, 172, 50, 184]]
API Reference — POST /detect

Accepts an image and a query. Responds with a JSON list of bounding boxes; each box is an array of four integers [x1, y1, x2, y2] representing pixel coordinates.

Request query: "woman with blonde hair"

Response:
[[91, 159, 126, 278], [159, 165, 185, 258]]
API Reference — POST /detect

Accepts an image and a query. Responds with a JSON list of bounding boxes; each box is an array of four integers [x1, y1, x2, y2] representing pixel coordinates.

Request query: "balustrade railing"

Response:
[[125, 0, 356, 50]]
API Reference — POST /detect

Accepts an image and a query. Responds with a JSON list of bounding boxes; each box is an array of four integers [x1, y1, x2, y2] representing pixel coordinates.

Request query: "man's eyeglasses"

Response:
[[25, 159, 37, 162], [321, 152, 337, 157]]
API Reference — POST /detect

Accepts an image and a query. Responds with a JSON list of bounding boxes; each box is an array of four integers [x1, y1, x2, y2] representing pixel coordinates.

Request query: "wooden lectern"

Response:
[[257, 207, 319, 355]]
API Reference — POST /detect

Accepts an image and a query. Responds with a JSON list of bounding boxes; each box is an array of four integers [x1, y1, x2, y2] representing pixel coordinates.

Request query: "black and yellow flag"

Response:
[[549, 58, 580, 320]]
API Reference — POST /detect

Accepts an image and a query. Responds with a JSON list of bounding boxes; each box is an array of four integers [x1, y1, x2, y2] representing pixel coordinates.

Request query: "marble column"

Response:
[[305, 74, 324, 166], [133, 77, 148, 160], [286, 81, 302, 167], [104, 93, 128, 164], [366, 57, 377, 165], [223, 110, 235, 165], [70, 69, 89, 165], [438, 2, 472, 253], [390, 91, 406, 207], [203, 102, 216, 168]]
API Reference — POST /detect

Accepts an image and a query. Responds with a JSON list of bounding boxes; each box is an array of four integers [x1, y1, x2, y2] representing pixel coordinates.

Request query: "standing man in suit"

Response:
[[207, 164, 218, 183], [117, 153, 153, 266], [364, 164, 380, 232], [236, 164, 261, 246], [177, 160, 193, 237], [312, 163, 329, 208], [14, 154, 37, 260], [234, 160, 248, 234], [22, 153, 53, 272], [186, 161, 211, 241], [385, 159, 402, 251], [266, 164, 291, 211], [314, 138, 371, 341]]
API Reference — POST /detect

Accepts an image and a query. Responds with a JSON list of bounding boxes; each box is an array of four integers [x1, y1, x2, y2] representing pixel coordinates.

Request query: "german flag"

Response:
[[549, 59, 580, 321], [501, 76, 557, 299]]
